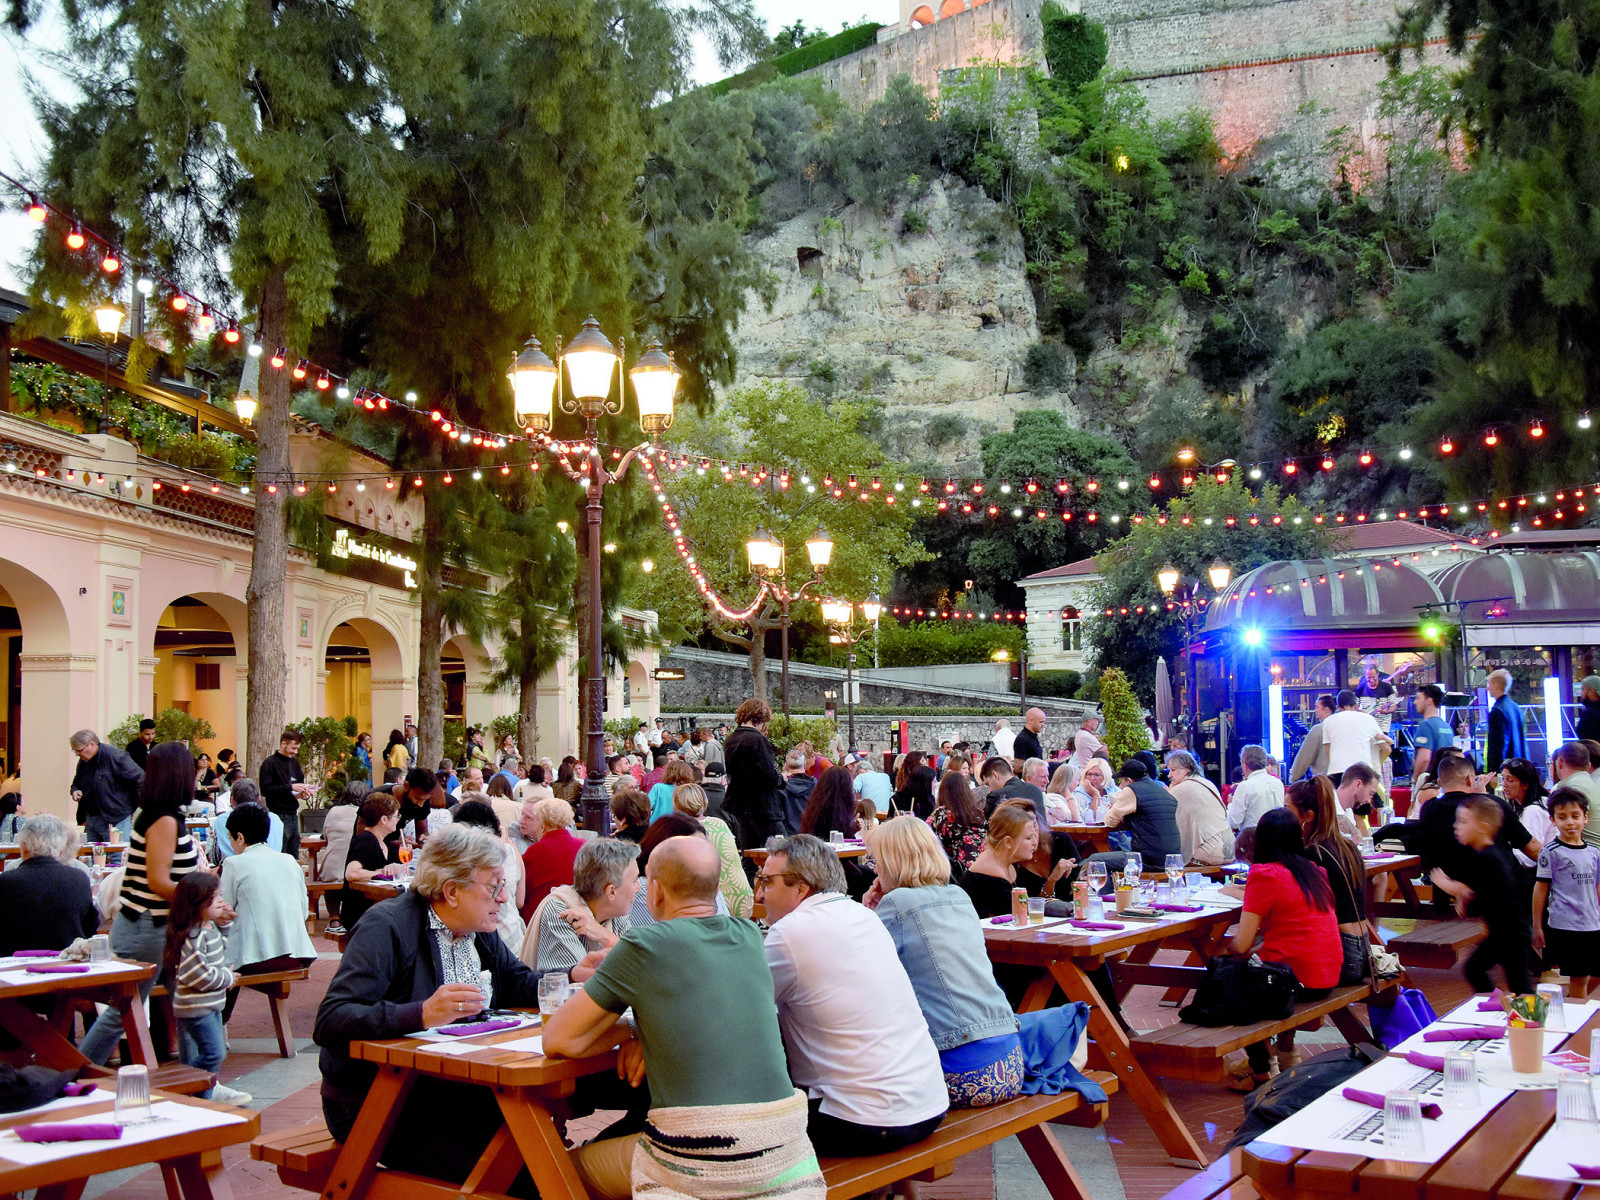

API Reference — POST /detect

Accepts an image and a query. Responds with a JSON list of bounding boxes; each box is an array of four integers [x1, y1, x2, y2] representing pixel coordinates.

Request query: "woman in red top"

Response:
[[517, 796, 584, 922], [1228, 807, 1340, 1091]]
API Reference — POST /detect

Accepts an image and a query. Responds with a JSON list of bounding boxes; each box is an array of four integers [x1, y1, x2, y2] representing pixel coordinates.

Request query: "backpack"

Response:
[[1227, 1044, 1385, 1150], [1180, 955, 1299, 1026], [1366, 986, 1438, 1049]]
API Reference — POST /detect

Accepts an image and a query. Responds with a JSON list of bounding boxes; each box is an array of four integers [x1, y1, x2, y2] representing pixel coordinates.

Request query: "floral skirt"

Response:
[[940, 1032, 1025, 1108]]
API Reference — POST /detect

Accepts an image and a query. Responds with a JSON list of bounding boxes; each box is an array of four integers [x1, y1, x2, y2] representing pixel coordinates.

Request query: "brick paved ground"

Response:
[[77, 921, 1486, 1200]]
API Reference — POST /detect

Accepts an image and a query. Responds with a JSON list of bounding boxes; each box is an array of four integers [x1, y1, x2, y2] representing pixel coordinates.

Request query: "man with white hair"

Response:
[[0, 815, 99, 954], [1071, 715, 1104, 770], [1486, 669, 1528, 773], [991, 718, 1015, 761], [1227, 745, 1284, 832]]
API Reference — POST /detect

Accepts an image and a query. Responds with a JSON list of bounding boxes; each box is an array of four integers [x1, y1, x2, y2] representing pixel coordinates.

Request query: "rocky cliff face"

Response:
[[732, 177, 1071, 460]]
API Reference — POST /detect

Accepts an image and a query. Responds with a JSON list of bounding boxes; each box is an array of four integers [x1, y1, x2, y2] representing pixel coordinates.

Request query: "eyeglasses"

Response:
[[754, 870, 799, 889], [465, 878, 508, 901]]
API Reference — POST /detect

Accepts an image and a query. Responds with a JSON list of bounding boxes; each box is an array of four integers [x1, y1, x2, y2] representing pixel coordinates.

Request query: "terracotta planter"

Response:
[[1507, 1024, 1544, 1073]]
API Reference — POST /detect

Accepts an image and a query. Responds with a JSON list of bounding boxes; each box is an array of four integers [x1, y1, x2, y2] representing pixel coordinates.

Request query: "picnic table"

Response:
[[0, 956, 161, 1071], [744, 842, 869, 863], [0, 1081, 259, 1200], [1050, 822, 1115, 853], [1365, 852, 1427, 919], [986, 902, 1241, 1167], [0, 843, 98, 860], [299, 834, 328, 877], [1241, 1002, 1600, 1200]]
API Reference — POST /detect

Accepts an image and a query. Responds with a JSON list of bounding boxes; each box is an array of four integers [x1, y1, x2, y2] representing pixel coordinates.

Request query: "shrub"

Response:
[[1026, 669, 1083, 698], [1023, 340, 1075, 392], [1041, 4, 1108, 93], [1097, 668, 1146, 765], [767, 715, 839, 758], [108, 709, 217, 755], [901, 209, 929, 236], [287, 716, 357, 803], [771, 23, 885, 76]]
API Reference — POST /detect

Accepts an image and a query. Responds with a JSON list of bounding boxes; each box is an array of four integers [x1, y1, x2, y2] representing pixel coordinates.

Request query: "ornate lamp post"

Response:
[[822, 595, 880, 750], [1158, 561, 1233, 742], [509, 319, 679, 833], [746, 524, 833, 720], [92, 302, 124, 434]]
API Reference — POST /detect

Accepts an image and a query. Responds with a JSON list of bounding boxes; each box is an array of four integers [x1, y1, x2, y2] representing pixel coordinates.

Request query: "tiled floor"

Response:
[[71, 923, 1486, 1200]]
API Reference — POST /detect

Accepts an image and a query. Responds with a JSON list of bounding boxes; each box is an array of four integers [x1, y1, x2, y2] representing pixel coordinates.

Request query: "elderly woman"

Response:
[[1071, 758, 1112, 823], [315, 824, 541, 1189], [865, 818, 1025, 1106], [608, 788, 652, 844], [673, 783, 752, 917], [521, 837, 640, 977], [1166, 751, 1234, 866], [0, 814, 99, 954], [519, 796, 584, 921]]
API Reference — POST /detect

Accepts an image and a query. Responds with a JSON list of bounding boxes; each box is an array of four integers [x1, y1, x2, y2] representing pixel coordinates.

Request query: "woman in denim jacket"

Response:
[[864, 818, 1024, 1106]]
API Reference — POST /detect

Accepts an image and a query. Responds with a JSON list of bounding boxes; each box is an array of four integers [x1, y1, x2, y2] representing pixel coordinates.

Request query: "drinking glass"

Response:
[[1123, 853, 1143, 886], [1590, 1028, 1600, 1076], [1084, 861, 1107, 894], [89, 934, 111, 963], [538, 972, 569, 1017], [1383, 1090, 1426, 1157], [1026, 897, 1046, 925], [1360, 835, 1376, 856], [114, 1064, 152, 1124], [1559, 1073, 1599, 1132], [1441, 1049, 1479, 1108], [1539, 983, 1567, 1031], [829, 830, 845, 846]]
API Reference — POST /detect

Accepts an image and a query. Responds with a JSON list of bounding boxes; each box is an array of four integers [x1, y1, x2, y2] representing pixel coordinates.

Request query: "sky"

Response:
[[0, 0, 889, 295]]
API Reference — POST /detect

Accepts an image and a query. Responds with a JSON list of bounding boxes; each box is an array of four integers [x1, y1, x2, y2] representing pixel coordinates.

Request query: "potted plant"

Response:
[[1501, 992, 1548, 1073]]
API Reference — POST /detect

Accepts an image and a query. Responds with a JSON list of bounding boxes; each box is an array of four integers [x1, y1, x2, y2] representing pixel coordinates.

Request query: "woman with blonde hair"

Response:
[[1046, 761, 1080, 824], [864, 817, 1025, 1106], [672, 783, 753, 917], [957, 800, 1071, 919], [517, 796, 583, 922]]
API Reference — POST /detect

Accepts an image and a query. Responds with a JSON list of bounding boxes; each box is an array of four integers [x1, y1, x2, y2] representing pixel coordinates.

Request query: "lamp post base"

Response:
[[580, 779, 612, 835]]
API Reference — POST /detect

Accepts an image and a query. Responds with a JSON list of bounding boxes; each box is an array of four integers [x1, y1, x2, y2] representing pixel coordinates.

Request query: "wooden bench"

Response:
[[1159, 1150, 1257, 1200], [150, 966, 310, 1059], [75, 1061, 216, 1096], [1129, 982, 1388, 1082], [254, 1070, 1121, 1200], [1387, 918, 1486, 969]]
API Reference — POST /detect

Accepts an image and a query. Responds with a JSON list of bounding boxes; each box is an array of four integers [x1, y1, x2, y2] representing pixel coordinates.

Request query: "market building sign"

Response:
[[324, 527, 418, 590]]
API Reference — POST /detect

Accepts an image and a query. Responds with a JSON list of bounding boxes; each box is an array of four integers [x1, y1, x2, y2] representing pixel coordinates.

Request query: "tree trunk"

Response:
[[244, 267, 290, 773], [416, 488, 445, 772], [748, 619, 769, 703], [518, 669, 539, 763]]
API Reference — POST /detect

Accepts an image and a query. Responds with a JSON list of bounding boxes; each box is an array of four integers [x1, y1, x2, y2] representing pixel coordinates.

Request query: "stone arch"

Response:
[[909, 4, 935, 25], [443, 634, 496, 732], [938, 0, 965, 17], [323, 614, 408, 743], [150, 592, 249, 761], [0, 558, 78, 814], [624, 659, 652, 721]]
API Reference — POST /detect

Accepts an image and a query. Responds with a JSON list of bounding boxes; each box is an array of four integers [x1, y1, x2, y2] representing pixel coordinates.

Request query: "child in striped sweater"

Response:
[[163, 871, 251, 1105]]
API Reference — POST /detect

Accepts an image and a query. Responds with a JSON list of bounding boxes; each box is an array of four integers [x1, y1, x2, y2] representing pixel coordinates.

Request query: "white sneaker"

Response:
[[209, 1083, 253, 1106]]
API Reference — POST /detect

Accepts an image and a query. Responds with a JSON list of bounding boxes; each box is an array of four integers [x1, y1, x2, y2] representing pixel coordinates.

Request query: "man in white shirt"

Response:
[[1227, 745, 1284, 832], [648, 718, 664, 748], [1321, 690, 1392, 777], [1071, 716, 1105, 770], [632, 723, 650, 756], [757, 835, 947, 1155], [991, 719, 1015, 761], [848, 754, 894, 815]]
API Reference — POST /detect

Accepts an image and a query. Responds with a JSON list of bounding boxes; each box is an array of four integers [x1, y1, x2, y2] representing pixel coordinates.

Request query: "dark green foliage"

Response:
[[1270, 318, 1436, 450], [1023, 341, 1074, 392], [874, 621, 1024, 667], [771, 23, 884, 75], [902, 210, 929, 235], [1191, 305, 1286, 390], [1026, 669, 1083, 698], [1040, 4, 1108, 94]]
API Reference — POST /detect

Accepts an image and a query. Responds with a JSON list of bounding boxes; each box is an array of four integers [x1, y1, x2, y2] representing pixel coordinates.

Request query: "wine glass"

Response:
[[1083, 860, 1107, 894]]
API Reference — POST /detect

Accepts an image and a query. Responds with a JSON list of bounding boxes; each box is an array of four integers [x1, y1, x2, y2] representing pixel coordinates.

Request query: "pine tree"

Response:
[[1096, 667, 1145, 766]]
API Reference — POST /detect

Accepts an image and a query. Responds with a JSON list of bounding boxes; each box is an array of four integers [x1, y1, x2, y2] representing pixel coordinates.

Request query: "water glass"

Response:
[[1589, 1028, 1600, 1076], [88, 934, 111, 963], [1441, 1049, 1479, 1108], [538, 971, 569, 1017], [1026, 897, 1046, 925], [114, 1064, 152, 1124], [1124, 853, 1143, 881], [1360, 835, 1376, 856], [829, 830, 845, 846], [1539, 983, 1566, 1031], [1559, 1073, 1599, 1132], [1383, 1090, 1426, 1157], [477, 969, 494, 1011]]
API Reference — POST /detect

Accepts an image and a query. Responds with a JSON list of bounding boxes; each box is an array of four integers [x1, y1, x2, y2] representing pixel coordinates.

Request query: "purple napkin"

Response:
[[1342, 1087, 1442, 1120], [13, 950, 59, 958], [1364, 853, 1396, 861], [988, 915, 1015, 925], [1477, 1000, 1503, 1011], [25, 963, 91, 975], [1570, 1166, 1600, 1180], [434, 1018, 523, 1037], [1150, 903, 1204, 912], [16, 1122, 122, 1143], [370, 873, 395, 882], [61, 1081, 100, 1096], [1423, 1026, 1505, 1041], [1404, 1051, 1447, 1071], [1068, 919, 1126, 931]]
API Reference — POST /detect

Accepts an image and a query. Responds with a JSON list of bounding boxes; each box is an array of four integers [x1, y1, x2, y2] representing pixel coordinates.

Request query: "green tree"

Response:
[[636, 381, 929, 700], [108, 710, 216, 755], [1087, 477, 1334, 699], [1096, 668, 1145, 765]]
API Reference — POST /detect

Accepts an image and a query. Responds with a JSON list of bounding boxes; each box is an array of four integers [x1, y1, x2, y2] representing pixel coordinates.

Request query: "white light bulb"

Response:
[[135, 277, 154, 296], [893, 480, 904, 492], [335, 384, 350, 399], [1249, 467, 1263, 480], [1399, 445, 1413, 460], [405, 391, 418, 402], [247, 342, 263, 358], [356, 481, 366, 491], [472, 469, 482, 480]]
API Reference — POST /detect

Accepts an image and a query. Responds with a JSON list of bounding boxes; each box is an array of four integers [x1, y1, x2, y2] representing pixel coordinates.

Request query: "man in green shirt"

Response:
[[544, 835, 823, 1200]]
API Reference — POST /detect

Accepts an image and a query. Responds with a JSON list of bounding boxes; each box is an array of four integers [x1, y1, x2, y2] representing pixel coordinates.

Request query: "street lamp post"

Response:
[[1157, 561, 1231, 744], [822, 595, 881, 750], [746, 525, 832, 721], [92, 302, 124, 434], [509, 319, 679, 834]]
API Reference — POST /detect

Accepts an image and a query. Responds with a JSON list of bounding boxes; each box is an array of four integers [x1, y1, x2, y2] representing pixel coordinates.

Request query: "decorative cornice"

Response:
[[19, 653, 99, 671]]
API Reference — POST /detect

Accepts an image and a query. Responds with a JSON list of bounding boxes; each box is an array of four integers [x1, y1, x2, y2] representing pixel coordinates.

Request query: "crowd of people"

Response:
[[9, 686, 1600, 1200]]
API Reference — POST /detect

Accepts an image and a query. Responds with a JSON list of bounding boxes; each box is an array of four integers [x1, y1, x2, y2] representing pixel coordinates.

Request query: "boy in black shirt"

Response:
[[1430, 794, 1535, 993]]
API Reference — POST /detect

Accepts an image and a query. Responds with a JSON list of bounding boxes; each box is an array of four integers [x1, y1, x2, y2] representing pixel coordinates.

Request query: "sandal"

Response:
[[1226, 1070, 1273, 1093]]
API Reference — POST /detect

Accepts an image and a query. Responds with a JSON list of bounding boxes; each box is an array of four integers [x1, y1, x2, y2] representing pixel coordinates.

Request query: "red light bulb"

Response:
[[25, 196, 46, 222], [101, 252, 120, 273], [66, 223, 86, 250], [171, 294, 188, 312]]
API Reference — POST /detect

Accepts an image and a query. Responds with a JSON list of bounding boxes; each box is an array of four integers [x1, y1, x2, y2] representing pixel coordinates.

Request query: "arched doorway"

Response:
[[154, 596, 240, 758], [624, 660, 651, 723], [325, 622, 374, 736], [909, 4, 935, 25], [442, 635, 496, 733], [0, 558, 77, 814]]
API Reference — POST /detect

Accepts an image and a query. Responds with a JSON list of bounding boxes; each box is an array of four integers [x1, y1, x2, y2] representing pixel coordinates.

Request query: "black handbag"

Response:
[[1180, 956, 1300, 1027]]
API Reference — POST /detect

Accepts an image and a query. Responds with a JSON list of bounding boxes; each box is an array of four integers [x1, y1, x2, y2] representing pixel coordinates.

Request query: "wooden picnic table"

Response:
[[1364, 852, 1428, 919], [299, 834, 328, 877], [744, 843, 869, 863], [986, 904, 1240, 1168], [1241, 1006, 1600, 1200], [1050, 823, 1115, 853], [336, 1015, 628, 1200], [0, 843, 98, 860], [0, 1083, 259, 1200], [0, 958, 160, 1071]]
